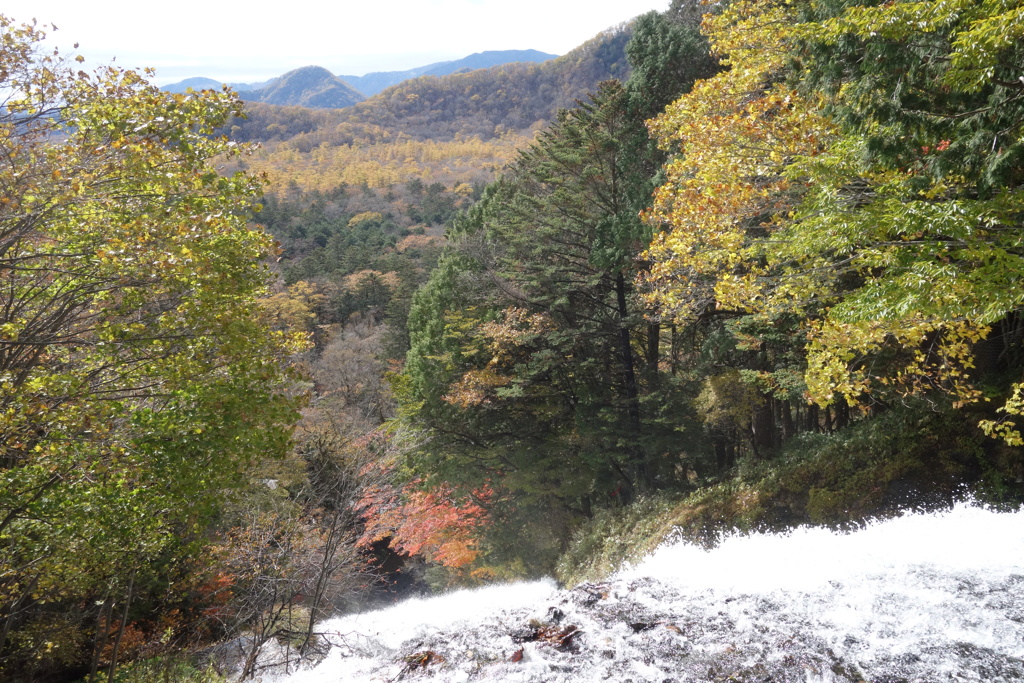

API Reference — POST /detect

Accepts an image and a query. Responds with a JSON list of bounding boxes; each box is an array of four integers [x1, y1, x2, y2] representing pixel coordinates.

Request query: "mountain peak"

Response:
[[241, 66, 364, 109], [162, 50, 560, 107]]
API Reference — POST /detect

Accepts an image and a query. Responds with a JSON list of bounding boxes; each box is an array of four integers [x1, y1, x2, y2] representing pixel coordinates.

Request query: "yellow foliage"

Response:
[[805, 317, 987, 407], [641, 0, 835, 321], [478, 308, 555, 361], [443, 368, 512, 408], [980, 382, 1024, 447], [348, 211, 384, 228], [342, 269, 400, 291], [249, 134, 530, 195], [258, 280, 327, 333], [643, 0, 1024, 446], [396, 234, 444, 253], [694, 370, 764, 432]]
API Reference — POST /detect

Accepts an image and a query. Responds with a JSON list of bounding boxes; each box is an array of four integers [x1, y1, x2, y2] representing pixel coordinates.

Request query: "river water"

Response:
[[265, 503, 1024, 682]]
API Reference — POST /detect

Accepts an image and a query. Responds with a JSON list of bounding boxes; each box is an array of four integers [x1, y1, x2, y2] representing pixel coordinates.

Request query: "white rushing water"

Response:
[[264, 503, 1024, 682]]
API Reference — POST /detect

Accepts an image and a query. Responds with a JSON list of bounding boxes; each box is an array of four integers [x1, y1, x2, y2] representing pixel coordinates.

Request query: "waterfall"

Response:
[[266, 503, 1024, 682]]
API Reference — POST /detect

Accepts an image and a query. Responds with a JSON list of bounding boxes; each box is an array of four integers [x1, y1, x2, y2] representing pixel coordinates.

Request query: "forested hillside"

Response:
[[340, 49, 559, 97], [219, 25, 635, 194], [396, 0, 1024, 580], [227, 24, 633, 146], [163, 50, 560, 103], [2, 0, 1023, 680]]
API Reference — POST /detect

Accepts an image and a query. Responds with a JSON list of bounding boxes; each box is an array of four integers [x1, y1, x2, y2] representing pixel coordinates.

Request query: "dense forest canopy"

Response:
[[396, 0, 1024, 571], [644, 0, 1024, 437], [1, 0, 1023, 679]]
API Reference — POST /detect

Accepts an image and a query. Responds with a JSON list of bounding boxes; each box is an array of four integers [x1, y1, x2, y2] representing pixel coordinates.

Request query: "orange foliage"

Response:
[[441, 307, 554, 407], [442, 368, 511, 408], [101, 623, 148, 662], [195, 570, 235, 620], [358, 473, 492, 569]]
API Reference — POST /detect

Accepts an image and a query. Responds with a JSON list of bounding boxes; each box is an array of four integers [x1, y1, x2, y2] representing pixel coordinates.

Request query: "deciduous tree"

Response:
[[0, 17, 302, 675], [644, 0, 1024, 444]]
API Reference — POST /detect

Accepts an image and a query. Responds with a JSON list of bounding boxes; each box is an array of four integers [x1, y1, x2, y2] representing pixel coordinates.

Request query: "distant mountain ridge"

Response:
[[162, 76, 273, 94], [340, 49, 558, 96], [225, 24, 633, 145], [161, 49, 559, 106]]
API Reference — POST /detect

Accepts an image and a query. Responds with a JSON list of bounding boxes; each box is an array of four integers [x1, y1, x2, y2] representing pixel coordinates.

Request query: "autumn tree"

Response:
[[398, 12, 721, 568], [642, 0, 831, 323], [774, 0, 1024, 440], [403, 84, 654, 512], [0, 17, 302, 677], [214, 428, 372, 679], [643, 0, 1024, 445]]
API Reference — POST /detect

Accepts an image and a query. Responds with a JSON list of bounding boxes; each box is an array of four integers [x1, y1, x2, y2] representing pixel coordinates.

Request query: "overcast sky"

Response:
[[12, 1, 668, 85]]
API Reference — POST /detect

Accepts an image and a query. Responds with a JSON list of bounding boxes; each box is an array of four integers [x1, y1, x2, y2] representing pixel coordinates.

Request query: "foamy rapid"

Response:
[[262, 503, 1024, 682]]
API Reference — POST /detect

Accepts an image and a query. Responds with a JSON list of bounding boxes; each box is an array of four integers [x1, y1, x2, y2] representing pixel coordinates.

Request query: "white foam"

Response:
[[268, 503, 1024, 682]]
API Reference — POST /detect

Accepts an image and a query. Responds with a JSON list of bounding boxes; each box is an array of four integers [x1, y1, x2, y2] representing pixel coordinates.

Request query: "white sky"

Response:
[[12, 1, 668, 85]]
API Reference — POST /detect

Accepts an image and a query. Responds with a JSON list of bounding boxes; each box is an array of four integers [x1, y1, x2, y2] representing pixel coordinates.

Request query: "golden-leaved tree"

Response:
[[644, 0, 1024, 441], [0, 17, 304, 676]]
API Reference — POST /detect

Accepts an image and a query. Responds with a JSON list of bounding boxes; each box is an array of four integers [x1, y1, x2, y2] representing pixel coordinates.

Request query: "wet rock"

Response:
[[628, 622, 657, 632], [570, 582, 610, 607], [193, 635, 253, 678], [510, 619, 582, 652], [509, 626, 538, 643]]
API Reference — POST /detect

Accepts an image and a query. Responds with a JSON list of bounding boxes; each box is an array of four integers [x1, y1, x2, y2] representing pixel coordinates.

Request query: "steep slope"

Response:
[[346, 28, 632, 139], [341, 49, 558, 96], [240, 66, 365, 109], [228, 24, 633, 146]]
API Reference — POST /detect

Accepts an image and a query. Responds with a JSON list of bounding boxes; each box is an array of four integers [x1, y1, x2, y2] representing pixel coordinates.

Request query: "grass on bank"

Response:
[[557, 402, 1024, 586]]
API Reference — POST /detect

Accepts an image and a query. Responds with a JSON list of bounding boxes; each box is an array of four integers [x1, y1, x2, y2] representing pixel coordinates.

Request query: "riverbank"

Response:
[[558, 403, 1024, 586]]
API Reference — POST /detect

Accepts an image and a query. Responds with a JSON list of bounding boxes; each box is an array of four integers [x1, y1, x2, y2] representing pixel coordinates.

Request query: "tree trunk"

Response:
[[647, 322, 660, 374], [107, 570, 135, 683], [781, 399, 794, 441], [806, 403, 819, 432], [301, 513, 345, 655], [0, 576, 38, 666], [751, 398, 775, 458], [714, 437, 734, 473], [670, 324, 679, 376], [88, 590, 113, 683], [615, 273, 646, 489], [835, 400, 850, 430]]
